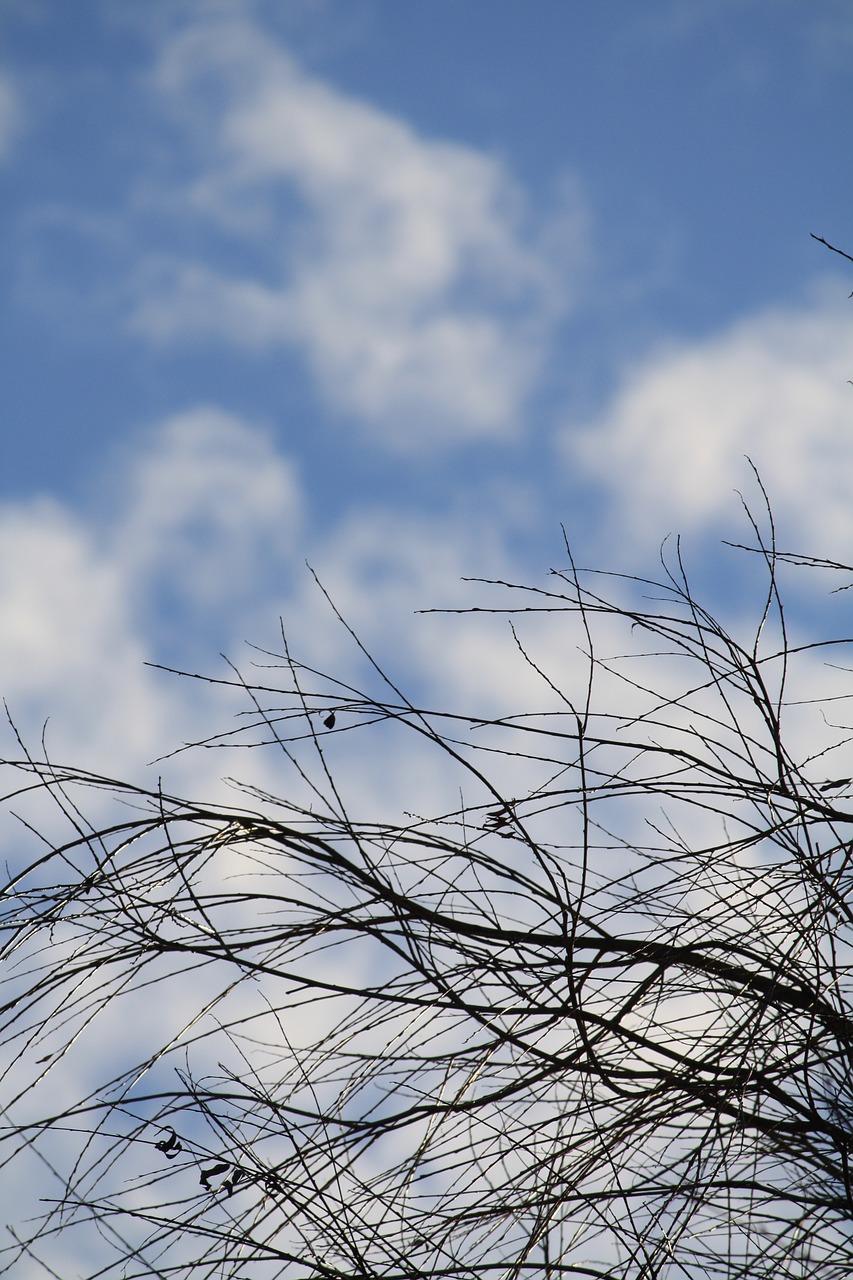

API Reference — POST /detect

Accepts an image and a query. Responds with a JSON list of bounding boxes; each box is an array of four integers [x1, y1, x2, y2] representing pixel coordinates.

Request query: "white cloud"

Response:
[[111, 404, 302, 607], [128, 14, 578, 450], [0, 408, 303, 785], [0, 496, 158, 772], [563, 289, 853, 552]]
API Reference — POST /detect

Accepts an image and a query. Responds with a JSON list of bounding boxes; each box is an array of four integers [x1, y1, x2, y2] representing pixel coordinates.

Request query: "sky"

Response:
[[0, 0, 852, 779], [2, 4, 853, 1274]]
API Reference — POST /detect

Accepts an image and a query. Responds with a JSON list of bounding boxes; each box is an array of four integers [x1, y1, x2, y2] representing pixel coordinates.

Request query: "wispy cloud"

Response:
[[126, 13, 581, 450], [0, 407, 301, 781], [111, 405, 302, 609], [0, 494, 160, 773], [562, 288, 853, 551]]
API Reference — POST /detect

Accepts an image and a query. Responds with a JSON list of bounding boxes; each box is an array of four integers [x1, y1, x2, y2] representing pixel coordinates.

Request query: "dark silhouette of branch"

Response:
[[3, 498, 853, 1278], [811, 233, 853, 268]]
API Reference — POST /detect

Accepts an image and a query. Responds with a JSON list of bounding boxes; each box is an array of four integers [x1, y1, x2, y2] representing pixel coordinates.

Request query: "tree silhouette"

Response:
[[3, 487, 853, 1279]]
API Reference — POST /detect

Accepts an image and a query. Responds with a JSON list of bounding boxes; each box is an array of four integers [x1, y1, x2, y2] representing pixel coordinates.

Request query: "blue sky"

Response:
[[1, 0, 852, 775], [3, 7, 853, 1273]]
